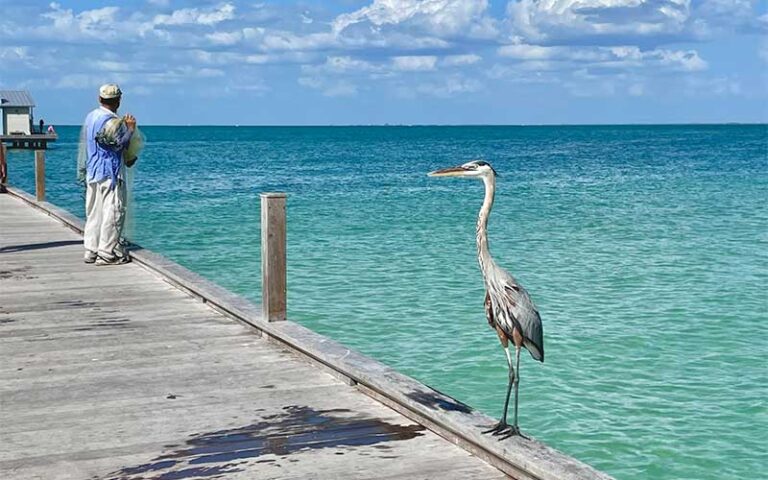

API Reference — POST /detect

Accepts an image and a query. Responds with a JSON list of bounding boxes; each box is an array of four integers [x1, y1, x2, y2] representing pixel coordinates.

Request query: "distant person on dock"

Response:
[[39, 119, 44, 135], [79, 83, 137, 266], [47, 125, 55, 134]]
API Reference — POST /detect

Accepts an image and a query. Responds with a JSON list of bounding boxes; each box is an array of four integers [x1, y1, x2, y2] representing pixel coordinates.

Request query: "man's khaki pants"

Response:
[[84, 179, 126, 260]]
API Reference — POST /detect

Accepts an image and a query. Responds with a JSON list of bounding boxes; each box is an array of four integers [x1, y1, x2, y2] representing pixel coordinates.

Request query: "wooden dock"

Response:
[[0, 188, 614, 480], [0, 133, 57, 149]]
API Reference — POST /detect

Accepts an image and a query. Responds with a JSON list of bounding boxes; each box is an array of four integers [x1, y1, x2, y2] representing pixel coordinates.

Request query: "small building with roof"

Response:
[[0, 90, 56, 149], [0, 90, 35, 135]]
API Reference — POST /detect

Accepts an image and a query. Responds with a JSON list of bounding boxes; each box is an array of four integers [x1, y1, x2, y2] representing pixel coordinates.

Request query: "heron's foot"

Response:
[[498, 425, 528, 440], [483, 421, 513, 436], [482, 422, 527, 440]]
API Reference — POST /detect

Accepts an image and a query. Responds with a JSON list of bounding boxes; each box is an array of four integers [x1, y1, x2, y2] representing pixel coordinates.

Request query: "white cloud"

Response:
[[40, 3, 121, 40], [694, 0, 762, 32], [498, 43, 707, 72], [55, 73, 126, 89], [0, 46, 29, 62], [392, 55, 438, 71], [320, 56, 381, 73], [75, 6, 120, 27], [244, 54, 270, 64], [241, 28, 336, 52], [442, 54, 482, 66], [153, 3, 236, 27], [507, 0, 693, 44], [333, 0, 496, 39], [498, 44, 557, 60], [609, 46, 707, 71], [206, 30, 243, 46], [93, 60, 135, 72]]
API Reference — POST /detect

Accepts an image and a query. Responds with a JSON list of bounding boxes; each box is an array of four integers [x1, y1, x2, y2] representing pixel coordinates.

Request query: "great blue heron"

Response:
[[428, 160, 544, 439]]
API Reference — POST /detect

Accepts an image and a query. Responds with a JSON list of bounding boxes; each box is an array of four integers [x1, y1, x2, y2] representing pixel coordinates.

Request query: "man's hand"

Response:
[[124, 114, 137, 131]]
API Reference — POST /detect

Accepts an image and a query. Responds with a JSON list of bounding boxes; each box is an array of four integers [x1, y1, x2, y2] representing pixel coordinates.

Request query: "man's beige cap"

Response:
[[99, 83, 122, 99]]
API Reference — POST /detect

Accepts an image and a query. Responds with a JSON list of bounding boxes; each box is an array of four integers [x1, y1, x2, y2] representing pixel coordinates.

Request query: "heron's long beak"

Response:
[[428, 166, 469, 177]]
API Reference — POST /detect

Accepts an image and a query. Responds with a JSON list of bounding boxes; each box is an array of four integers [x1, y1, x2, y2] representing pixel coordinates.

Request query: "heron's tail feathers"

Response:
[[525, 340, 544, 362]]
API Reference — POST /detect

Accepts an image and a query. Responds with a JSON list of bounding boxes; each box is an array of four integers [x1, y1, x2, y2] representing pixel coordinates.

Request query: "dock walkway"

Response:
[[0, 194, 510, 479], [1, 189, 614, 480]]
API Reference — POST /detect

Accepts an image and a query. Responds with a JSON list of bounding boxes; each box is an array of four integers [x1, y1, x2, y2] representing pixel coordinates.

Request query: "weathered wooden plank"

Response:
[[2, 338, 299, 387], [0, 335, 265, 373], [261, 192, 287, 321], [0, 288, 191, 313], [0, 309, 241, 334], [0, 277, 169, 295], [0, 329, 256, 356], [0, 340, 297, 380], [0, 318, 250, 345], [1, 361, 337, 412], [0, 143, 7, 191], [1, 382, 344, 434], [34, 150, 45, 202]]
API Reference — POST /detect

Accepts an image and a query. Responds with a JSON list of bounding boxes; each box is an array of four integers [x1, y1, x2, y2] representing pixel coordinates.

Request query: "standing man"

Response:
[[39, 118, 44, 135], [82, 83, 136, 265]]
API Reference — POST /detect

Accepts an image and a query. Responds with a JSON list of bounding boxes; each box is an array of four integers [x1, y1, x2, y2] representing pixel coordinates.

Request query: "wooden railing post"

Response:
[[261, 192, 287, 321], [34, 150, 45, 202], [0, 144, 7, 193]]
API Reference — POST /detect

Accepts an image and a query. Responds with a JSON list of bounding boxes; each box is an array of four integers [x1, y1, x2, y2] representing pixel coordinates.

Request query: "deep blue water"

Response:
[[5, 124, 767, 479]]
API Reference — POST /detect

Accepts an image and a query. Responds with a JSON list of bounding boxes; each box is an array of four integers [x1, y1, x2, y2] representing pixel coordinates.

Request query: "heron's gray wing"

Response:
[[483, 291, 495, 329], [491, 276, 544, 362]]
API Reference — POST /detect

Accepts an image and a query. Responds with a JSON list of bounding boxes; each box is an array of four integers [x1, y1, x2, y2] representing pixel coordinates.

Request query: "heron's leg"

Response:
[[499, 346, 527, 440], [483, 347, 515, 435], [513, 345, 521, 428]]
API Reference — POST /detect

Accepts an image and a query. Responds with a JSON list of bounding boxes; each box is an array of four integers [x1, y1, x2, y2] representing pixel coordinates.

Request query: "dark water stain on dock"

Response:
[[0, 266, 36, 280], [74, 318, 132, 331], [406, 390, 473, 414], [102, 405, 424, 480], [53, 299, 99, 309]]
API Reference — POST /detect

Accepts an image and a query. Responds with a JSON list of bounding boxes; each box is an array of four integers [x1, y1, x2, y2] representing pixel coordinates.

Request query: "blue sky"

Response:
[[1, 0, 766, 125]]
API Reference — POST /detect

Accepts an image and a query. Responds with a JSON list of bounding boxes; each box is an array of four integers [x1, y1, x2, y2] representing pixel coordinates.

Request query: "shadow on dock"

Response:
[[0, 239, 82, 253], [100, 406, 426, 480], [406, 390, 474, 414]]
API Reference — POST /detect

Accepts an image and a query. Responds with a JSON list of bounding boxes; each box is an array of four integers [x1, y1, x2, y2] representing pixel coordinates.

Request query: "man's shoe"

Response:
[[95, 254, 131, 266], [84, 252, 98, 264]]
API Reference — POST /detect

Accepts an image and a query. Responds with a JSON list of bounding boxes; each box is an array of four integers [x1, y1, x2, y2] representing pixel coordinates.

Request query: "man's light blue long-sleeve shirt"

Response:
[[84, 107, 132, 188]]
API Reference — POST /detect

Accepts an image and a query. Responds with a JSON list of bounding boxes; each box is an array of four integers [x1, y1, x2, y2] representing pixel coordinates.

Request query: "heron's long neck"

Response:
[[476, 175, 495, 280]]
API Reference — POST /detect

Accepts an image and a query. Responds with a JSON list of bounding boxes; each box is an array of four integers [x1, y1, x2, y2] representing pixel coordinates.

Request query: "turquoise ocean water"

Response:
[[5, 125, 766, 479]]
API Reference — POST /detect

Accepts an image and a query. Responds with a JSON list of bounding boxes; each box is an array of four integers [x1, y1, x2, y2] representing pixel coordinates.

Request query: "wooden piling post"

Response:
[[35, 150, 45, 202], [261, 192, 287, 321], [0, 144, 7, 193]]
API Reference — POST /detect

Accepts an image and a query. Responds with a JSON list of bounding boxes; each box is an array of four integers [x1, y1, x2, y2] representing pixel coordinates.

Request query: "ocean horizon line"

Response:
[[48, 122, 767, 128]]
